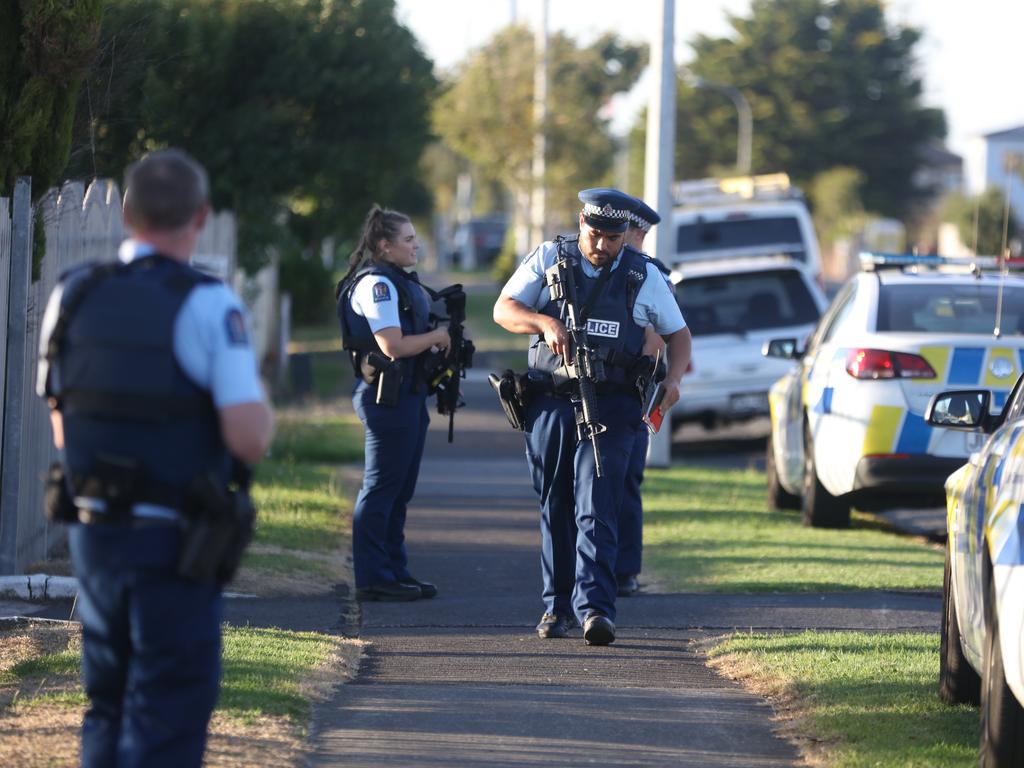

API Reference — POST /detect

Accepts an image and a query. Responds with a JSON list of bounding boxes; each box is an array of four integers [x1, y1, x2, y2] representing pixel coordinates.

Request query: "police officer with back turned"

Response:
[[617, 196, 673, 597], [493, 188, 691, 645], [37, 149, 273, 768]]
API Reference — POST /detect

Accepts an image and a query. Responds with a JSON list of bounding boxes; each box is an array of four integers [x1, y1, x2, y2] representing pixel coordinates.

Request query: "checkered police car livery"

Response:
[[931, 370, 1024, 764], [765, 253, 1024, 528]]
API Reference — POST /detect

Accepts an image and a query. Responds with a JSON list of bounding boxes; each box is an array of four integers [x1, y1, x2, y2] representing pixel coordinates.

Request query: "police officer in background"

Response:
[[336, 205, 450, 602], [493, 188, 691, 645], [37, 149, 273, 767], [616, 197, 673, 597]]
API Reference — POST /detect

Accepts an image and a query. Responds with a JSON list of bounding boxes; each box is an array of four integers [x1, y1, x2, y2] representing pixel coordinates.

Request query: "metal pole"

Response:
[[529, 0, 548, 247], [644, 0, 676, 469], [0, 177, 32, 574], [692, 77, 752, 175]]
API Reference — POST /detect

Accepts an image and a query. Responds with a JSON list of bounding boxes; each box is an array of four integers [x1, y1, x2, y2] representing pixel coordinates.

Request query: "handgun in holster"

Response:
[[362, 351, 403, 406], [177, 464, 255, 585], [488, 369, 528, 431]]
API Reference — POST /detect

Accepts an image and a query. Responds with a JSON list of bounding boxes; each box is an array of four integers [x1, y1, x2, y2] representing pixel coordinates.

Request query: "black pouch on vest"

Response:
[[44, 463, 78, 523]]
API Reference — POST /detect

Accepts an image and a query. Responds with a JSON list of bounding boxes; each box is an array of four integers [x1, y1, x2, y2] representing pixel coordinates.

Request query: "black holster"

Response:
[[488, 370, 529, 431], [362, 351, 403, 406], [44, 463, 78, 523], [177, 468, 255, 585]]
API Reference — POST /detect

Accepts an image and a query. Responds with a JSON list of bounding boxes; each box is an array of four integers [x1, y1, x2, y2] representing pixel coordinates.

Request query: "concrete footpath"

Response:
[[306, 381, 940, 768]]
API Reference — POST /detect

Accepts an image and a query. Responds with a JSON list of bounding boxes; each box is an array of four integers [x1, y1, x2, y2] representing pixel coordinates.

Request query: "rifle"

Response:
[[543, 240, 608, 477], [428, 284, 475, 442]]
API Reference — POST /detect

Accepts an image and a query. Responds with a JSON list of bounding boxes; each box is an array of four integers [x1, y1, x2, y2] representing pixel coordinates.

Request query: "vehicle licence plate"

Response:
[[730, 392, 770, 414]]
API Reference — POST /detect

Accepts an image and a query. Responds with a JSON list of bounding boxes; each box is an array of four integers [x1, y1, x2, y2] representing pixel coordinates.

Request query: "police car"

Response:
[[928, 374, 1024, 764], [765, 252, 1024, 528]]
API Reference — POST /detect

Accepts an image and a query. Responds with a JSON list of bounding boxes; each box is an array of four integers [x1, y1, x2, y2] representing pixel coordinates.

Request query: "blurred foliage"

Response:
[[434, 26, 646, 236], [941, 187, 1021, 257], [631, 0, 945, 220], [491, 217, 520, 284], [66, 0, 436, 281], [808, 166, 867, 247], [0, 0, 102, 200]]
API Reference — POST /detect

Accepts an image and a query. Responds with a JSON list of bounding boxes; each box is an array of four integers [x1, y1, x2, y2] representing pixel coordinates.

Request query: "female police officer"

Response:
[[337, 205, 450, 601]]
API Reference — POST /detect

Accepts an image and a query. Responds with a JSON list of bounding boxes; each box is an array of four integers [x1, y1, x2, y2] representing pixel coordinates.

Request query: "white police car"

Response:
[[671, 256, 827, 430], [765, 253, 1024, 528], [928, 376, 1024, 765]]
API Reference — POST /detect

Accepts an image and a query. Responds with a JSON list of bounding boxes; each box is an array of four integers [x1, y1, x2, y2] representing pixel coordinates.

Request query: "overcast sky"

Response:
[[395, 0, 1023, 159]]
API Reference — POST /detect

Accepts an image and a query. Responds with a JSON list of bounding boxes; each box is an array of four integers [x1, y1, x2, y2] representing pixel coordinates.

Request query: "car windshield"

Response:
[[676, 269, 820, 335], [676, 216, 806, 262], [877, 283, 1024, 335]]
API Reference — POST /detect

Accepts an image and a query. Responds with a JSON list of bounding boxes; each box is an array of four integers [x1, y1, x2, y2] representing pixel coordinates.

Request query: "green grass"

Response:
[[241, 551, 334, 578], [712, 631, 978, 768], [642, 466, 943, 592], [220, 626, 339, 721], [252, 461, 349, 552], [465, 291, 528, 351], [271, 412, 364, 465], [249, 411, 362, 553], [3, 627, 339, 722]]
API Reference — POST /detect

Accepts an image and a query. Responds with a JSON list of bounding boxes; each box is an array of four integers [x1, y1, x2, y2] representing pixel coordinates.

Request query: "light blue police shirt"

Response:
[[500, 240, 686, 335], [350, 274, 403, 332]]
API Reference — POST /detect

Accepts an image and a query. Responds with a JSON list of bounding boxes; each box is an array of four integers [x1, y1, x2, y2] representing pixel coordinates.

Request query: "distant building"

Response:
[[965, 125, 1024, 221], [913, 141, 963, 201]]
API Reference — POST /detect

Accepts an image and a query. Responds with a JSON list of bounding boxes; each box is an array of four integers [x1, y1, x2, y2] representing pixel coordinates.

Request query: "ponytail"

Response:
[[342, 204, 411, 286]]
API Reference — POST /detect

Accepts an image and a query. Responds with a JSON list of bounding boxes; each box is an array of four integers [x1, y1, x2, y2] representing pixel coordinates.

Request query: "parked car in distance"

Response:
[[671, 173, 823, 285], [671, 256, 827, 431], [452, 216, 507, 269], [928, 375, 1024, 766], [764, 252, 1024, 528]]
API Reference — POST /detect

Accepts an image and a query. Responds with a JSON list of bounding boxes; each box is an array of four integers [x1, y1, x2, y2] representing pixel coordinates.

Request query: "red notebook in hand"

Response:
[[643, 382, 667, 434]]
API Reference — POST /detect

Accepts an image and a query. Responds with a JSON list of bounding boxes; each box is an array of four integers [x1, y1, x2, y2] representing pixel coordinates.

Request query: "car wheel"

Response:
[[939, 542, 980, 705], [980, 561, 1024, 766], [801, 423, 850, 528], [766, 433, 800, 510]]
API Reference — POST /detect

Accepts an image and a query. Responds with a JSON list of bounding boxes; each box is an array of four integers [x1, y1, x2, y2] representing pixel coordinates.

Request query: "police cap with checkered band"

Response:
[[628, 197, 661, 231], [578, 188, 637, 233]]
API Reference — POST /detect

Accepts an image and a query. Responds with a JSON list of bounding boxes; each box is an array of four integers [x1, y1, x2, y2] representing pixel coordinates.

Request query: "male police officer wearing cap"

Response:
[[494, 188, 691, 645], [37, 149, 273, 767], [616, 196, 673, 597]]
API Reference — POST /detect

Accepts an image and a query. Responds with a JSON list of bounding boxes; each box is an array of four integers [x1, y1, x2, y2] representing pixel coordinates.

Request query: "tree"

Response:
[[67, 0, 436, 286], [633, 0, 944, 219], [0, 1, 102, 198], [941, 188, 1020, 257], [434, 27, 646, 235]]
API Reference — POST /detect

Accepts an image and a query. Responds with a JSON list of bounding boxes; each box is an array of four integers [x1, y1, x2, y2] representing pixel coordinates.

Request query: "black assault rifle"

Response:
[[428, 284, 475, 442], [544, 242, 607, 477]]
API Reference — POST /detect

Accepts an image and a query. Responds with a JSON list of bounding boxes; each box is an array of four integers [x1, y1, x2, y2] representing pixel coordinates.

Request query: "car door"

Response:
[[801, 281, 860, 490], [958, 374, 1024, 658]]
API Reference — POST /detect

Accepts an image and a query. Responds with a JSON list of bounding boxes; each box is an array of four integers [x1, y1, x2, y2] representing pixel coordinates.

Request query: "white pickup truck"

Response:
[[668, 174, 828, 430]]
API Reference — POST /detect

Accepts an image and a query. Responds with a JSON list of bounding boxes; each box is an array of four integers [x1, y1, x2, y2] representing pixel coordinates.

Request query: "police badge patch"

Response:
[[224, 308, 249, 346], [372, 281, 391, 303]]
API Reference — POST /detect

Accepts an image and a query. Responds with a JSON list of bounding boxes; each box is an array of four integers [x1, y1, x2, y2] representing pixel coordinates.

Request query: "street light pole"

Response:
[[692, 76, 752, 175]]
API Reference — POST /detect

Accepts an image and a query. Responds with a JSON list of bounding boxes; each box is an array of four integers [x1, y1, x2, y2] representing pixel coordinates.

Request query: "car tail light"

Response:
[[845, 349, 936, 380]]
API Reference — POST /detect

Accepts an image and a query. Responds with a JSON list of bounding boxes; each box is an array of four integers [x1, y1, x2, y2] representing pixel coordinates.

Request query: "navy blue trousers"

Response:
[[351, 383, 429, 587], [68, 524, 222, 768], [524, 392, 640, 623], [617, 427, 648, 577]]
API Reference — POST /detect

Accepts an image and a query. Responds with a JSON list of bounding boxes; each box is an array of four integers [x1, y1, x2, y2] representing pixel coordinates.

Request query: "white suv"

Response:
[[671, 256, 827, 430], [671, 173, 823, 285]]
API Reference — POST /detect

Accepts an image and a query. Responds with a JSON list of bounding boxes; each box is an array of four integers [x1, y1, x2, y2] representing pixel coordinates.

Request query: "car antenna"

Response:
[[992, 163, 1017, 338]]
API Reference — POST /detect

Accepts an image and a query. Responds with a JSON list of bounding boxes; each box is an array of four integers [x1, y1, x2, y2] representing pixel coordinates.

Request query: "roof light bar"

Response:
[[858, 251, 1024, 272]]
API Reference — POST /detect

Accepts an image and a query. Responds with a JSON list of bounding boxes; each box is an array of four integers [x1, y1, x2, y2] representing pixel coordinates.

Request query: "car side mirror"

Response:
[[762, 337, 803, 360], [925, 390, 992, 432]]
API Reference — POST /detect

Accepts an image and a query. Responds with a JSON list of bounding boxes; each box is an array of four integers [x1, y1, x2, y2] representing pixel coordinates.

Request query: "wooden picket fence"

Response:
[[0, 178, 253, 575]]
